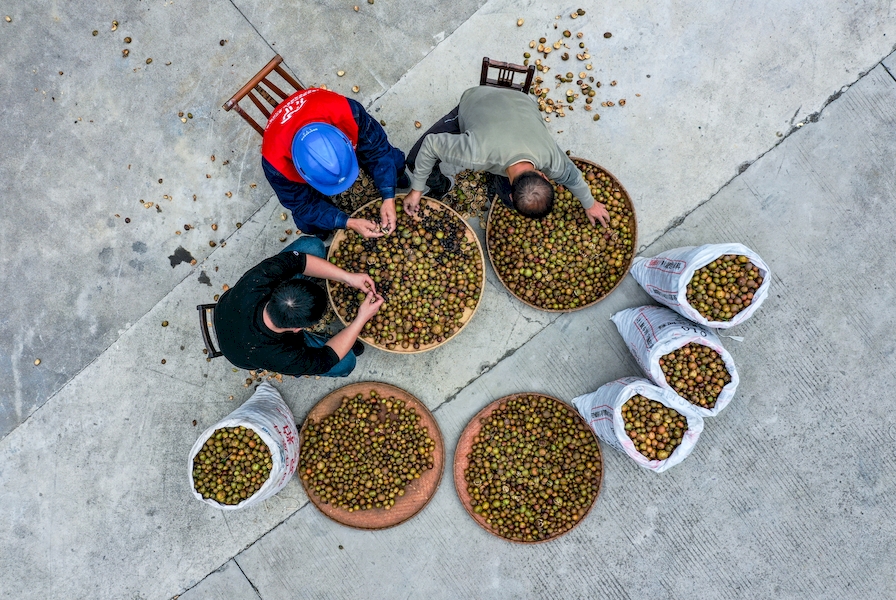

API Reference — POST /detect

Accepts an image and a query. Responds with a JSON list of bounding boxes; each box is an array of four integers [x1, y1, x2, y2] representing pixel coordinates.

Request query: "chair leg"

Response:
[[197, 304, 224, 359]]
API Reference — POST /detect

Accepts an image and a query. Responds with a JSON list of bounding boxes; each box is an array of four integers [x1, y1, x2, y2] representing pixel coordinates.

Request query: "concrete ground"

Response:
[[1, 0, 895, 598]]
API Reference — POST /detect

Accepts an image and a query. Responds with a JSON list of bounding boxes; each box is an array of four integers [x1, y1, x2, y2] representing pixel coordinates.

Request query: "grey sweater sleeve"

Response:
[[409, 132, 480, 191], [554, 156, 596, 209]]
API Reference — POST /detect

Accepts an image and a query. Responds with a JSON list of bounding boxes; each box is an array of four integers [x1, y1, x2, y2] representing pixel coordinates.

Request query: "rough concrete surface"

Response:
[[1, 0, 895, 598]]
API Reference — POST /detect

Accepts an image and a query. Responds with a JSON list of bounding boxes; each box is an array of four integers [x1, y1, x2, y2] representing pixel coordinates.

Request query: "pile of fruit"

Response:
[[300, 391, 436, 512], [659, 342, 732, 409], [686, 254, 764, 321], [192, 426, 273, 505], [487, 159, 634, 310], [328, 199, 484, 350], [462, 395, 601, 542], [621, 395, 688, 461]]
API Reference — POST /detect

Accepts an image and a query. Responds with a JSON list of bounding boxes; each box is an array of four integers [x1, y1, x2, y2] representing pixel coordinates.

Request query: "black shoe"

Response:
[[396, 171, 411, 190], [427, 173, 455, 200], [485, 173, 498, 202], [352, 340, 365, 356]]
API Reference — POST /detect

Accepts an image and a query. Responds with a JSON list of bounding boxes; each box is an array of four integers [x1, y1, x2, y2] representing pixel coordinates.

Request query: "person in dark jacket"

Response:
[[262, 87, 410, 239], [213, 236, 383, 377]]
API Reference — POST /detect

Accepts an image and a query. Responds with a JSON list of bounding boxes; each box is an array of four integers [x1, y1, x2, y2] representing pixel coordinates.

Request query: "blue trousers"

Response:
[[281, 236, 357, 377]]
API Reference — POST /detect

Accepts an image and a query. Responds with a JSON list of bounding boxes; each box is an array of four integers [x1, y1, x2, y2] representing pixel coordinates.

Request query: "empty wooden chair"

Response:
[[196, 304, 223, 359], [223, 55, 304, 135], [479, 57, 535, 94]]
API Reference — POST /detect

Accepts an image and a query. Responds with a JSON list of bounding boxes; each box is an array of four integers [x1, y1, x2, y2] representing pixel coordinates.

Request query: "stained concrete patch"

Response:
[[168, 246, 196, 268]]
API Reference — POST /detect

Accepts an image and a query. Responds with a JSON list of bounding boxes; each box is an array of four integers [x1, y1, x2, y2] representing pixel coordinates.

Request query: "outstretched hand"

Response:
[[343, 272, 376, 295], [347, 218, 385, 239], [403, 189, 423, 217], [355, 291, 385, 322], [585, 202, 610, 228], [380, 198, 397, 235]]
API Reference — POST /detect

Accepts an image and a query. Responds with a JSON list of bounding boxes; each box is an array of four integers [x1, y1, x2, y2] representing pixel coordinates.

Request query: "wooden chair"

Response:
[[480, 57, 535, 94], [223, 55, 304, 135], [197, 304, 223, 359]]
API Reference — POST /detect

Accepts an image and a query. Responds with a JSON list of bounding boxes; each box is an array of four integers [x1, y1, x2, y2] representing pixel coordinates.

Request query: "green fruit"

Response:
[[330, 199, 483, 350], [192, 426, 272, 505], [686, 254, 764, 321], [621, 395, 688, 460], [487, 160, 634, 310], [299, 391, 435, 511], [658, 343, 731, 409], [463, 395, 601, 541]]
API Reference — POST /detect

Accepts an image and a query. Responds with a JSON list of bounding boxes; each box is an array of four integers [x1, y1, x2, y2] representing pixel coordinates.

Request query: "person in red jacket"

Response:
[[262, 88, 410, 239]]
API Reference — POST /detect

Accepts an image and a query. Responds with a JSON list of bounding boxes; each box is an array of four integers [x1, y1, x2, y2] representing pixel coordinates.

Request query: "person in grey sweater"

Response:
[[403, 86, 609, 227]]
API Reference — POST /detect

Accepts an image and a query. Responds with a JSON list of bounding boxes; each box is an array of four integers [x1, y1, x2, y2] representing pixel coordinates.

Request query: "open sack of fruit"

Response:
[[629, 243, 770, 328], [573, 377, 704, 472], [188, 382, 300, 510], [612, 306, 739, 418]]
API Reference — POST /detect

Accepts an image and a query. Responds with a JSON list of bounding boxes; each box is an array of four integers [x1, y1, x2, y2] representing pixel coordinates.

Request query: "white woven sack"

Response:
[[630, 243, 771, 329], [188, 382, 300, 510], [572, 377, 704, 472], [611, 305, 740, 417]]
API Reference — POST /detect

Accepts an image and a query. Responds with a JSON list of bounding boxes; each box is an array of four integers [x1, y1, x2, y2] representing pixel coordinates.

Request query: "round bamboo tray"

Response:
[[453, 392, 603, 544], [485, 157, 638, 312], [326, 195, 486, 354], [299, 382, 444, 530]]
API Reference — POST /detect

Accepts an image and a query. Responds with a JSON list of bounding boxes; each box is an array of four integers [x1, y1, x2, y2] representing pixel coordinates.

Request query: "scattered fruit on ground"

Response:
[[686, 254, 764, 321], [463, 395, 601, 542], [192, 426, 272, 505], [659, 342, 731, 409], [621, 395, 687, 460], [300, 391, 435, 511]]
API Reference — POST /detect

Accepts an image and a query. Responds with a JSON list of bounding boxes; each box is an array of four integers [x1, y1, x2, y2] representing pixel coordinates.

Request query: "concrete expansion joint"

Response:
[[177, 498, 312, 598], [226, 0, 278, 59], [655, 50, 896, 243], [431, 320, 559, 415]]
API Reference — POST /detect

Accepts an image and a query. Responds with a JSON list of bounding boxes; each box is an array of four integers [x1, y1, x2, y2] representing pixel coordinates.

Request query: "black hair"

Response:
[[266, 280, 327, 329], [511, 171, 554, 219]]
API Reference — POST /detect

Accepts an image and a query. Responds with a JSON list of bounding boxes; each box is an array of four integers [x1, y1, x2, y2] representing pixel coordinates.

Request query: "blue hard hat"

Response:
[[291, 123, 359, 195]]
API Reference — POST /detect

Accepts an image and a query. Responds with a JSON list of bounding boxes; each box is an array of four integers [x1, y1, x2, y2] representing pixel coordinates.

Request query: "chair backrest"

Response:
[[196, 304, 223, 359], [480, 57, 536, 94], [223, 55, 304, 135]]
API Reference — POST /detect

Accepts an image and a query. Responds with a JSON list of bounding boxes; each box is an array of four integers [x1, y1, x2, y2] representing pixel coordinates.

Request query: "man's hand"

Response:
[[342, 272, 376, 295], [585, 202, 610, 228], [403, 189, 423, 217], [379, 198, 397, 235], [347, 218, 384, 239], [355, 291, 385, 323]]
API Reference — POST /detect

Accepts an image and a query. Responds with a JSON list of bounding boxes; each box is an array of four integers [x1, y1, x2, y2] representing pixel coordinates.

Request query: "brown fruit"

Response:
[[686, 254, 763, 321], [621, 395, 687, 460], [659, 343, 731, 409]]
